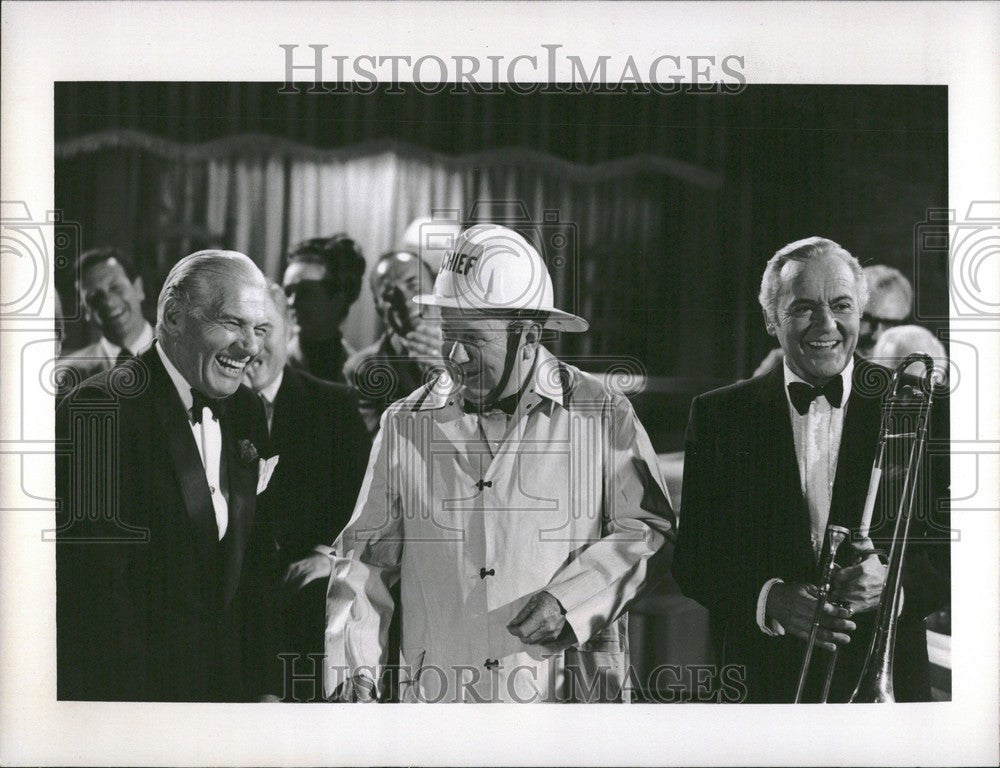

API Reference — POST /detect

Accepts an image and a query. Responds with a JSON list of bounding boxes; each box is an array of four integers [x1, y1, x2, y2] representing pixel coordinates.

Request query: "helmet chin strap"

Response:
[[476, 325, 527, 411]]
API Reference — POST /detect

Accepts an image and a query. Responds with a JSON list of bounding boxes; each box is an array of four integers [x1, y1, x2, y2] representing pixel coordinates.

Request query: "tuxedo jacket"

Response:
[[672, 357, 950, 703], [264, 365, 370, 565], [55, 346, 280, 701]]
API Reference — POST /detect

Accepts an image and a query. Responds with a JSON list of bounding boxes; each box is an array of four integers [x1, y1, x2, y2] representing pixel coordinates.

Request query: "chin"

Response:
[[206, 377, 242, 398]]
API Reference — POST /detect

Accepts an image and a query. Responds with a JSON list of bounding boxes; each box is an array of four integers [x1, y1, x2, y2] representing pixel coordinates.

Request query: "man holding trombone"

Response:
[[673, 237, 949, 703]]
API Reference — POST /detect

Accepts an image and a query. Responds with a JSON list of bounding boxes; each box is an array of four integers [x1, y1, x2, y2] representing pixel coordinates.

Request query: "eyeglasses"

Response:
[[861, 312, 907, 329]]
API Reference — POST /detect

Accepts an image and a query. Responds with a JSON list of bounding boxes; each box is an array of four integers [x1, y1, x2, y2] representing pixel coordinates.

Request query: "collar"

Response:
[[258, 368, 284, 404], [416, 345, 567, 412], [154, 340, 195, 412], [782, 355, 854, 410], [98, 321, 154, 360]]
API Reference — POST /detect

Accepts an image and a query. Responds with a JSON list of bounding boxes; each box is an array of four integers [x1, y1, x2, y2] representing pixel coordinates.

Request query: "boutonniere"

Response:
[[238, 439, 261, 466], [238, 438, 280, 495]]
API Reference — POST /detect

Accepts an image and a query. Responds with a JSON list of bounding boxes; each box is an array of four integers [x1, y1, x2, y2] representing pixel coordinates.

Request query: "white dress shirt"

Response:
[[756, 358, 853, 635], [99, 321, 154, 361], [155, 343, 228, 540]]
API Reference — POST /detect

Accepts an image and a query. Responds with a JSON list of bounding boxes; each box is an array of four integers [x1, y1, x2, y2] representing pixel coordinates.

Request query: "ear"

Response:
[[78, 289, 94, 323], [521, 321, 543, 357], [762, 308, 778, 338], [161, 298, 185, 335], [133, 276, 145, 302]]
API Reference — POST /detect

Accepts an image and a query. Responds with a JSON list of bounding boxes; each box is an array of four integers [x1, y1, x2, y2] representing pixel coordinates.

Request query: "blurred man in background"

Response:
[[871, 324, 945, 368], [344, 250, 443, 434], [282, 234, 366, 383], [858, 264, 913, 357], [59, 247, 154, 382], [243, 283, 369, 698], [399, 216, 463, 273]]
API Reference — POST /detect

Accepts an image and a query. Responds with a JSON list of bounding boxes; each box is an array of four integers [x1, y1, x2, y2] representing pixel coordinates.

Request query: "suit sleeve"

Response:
[[319, 388, 372, 547], [671, 395, 720, 608], [544, 395, 676, 646], [324, 408, 403, 699], [55, 383, 142, 700]]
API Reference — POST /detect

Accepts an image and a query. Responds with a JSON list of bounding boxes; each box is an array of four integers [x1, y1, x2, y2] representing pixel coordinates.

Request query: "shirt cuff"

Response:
[[757, 578, 786, 637], [313, 543, 334, 557]]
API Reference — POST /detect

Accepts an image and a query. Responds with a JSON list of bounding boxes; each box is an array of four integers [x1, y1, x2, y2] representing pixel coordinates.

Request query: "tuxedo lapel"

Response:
[[220, 410, 259, 605], [828, 358, 883, 532], [148, 349, 219, 559], [756, 365, 815, 571]]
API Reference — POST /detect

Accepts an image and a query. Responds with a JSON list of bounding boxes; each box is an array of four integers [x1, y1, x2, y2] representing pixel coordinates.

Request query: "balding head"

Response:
[[243, 282, 295, 393], [871, 324, 945, 365]]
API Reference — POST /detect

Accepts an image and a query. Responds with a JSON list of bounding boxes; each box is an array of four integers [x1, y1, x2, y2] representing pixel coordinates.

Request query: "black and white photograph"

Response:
[[2, 2, 998, 766]]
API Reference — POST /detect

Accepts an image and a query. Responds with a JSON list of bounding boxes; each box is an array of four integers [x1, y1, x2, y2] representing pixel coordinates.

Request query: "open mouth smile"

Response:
[[805, 339, 840, 351], [216, 353, 250, 377]]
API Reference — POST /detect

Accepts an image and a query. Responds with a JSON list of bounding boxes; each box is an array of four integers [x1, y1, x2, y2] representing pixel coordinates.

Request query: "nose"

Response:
[[447, 340, 470, 365], [813, 305, 837, 333], [236, 327, 262, 359]]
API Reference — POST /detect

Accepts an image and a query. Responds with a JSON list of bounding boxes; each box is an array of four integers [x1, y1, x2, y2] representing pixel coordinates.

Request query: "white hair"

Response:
[[758, 236, 869, 327], [871, 324, 945, 364], [863, 264, 914, 316], [155, 250, 265, 337]]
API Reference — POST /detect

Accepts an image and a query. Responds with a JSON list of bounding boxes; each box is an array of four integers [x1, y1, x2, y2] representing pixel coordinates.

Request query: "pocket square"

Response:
[[257, 455, 279, 494]]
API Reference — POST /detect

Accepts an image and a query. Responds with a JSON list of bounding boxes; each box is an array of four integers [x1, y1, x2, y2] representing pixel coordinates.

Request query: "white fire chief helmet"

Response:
[[413, 223, 589, 332]]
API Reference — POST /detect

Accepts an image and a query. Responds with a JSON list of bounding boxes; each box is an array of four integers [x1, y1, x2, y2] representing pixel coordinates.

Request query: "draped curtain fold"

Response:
[[56, 135, 720, 368]]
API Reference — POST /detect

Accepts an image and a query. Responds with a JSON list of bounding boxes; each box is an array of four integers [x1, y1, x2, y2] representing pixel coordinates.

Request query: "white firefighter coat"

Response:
[[325, 347, 675, 702]]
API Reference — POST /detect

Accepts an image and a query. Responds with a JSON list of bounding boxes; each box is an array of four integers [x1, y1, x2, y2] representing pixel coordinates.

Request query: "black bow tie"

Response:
[[190, 389, 224, 424], [115, 349, 134, 366], [787, 376, 844, 416], [463, 392, 520, 416]]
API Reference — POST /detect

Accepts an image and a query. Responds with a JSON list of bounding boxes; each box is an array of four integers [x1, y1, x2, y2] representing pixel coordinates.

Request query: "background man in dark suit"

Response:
[[58, 247, 154, 387], [56, 250, 281, 702], [673, 237, 949, 703], [244, 283, 370, 699], [282, 234, 366, 383]]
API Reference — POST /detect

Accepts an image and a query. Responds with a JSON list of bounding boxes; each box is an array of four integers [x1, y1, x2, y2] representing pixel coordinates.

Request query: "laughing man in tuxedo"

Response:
[[672, 237, 949, 703], [56, 250, 282, 701]]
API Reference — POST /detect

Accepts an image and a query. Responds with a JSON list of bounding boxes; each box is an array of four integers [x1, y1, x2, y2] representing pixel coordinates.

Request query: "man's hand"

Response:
[[831, 550, 887, 614], [333, 674, 378, 703], [507, 591, 574, 646], [766, 582, 857, 652], [282, 552, 333, 590], [401, 322, 443, 368]]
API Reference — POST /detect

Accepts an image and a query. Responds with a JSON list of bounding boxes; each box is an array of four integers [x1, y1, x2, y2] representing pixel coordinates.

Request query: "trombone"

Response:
[[794, 353, 937, 703]]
